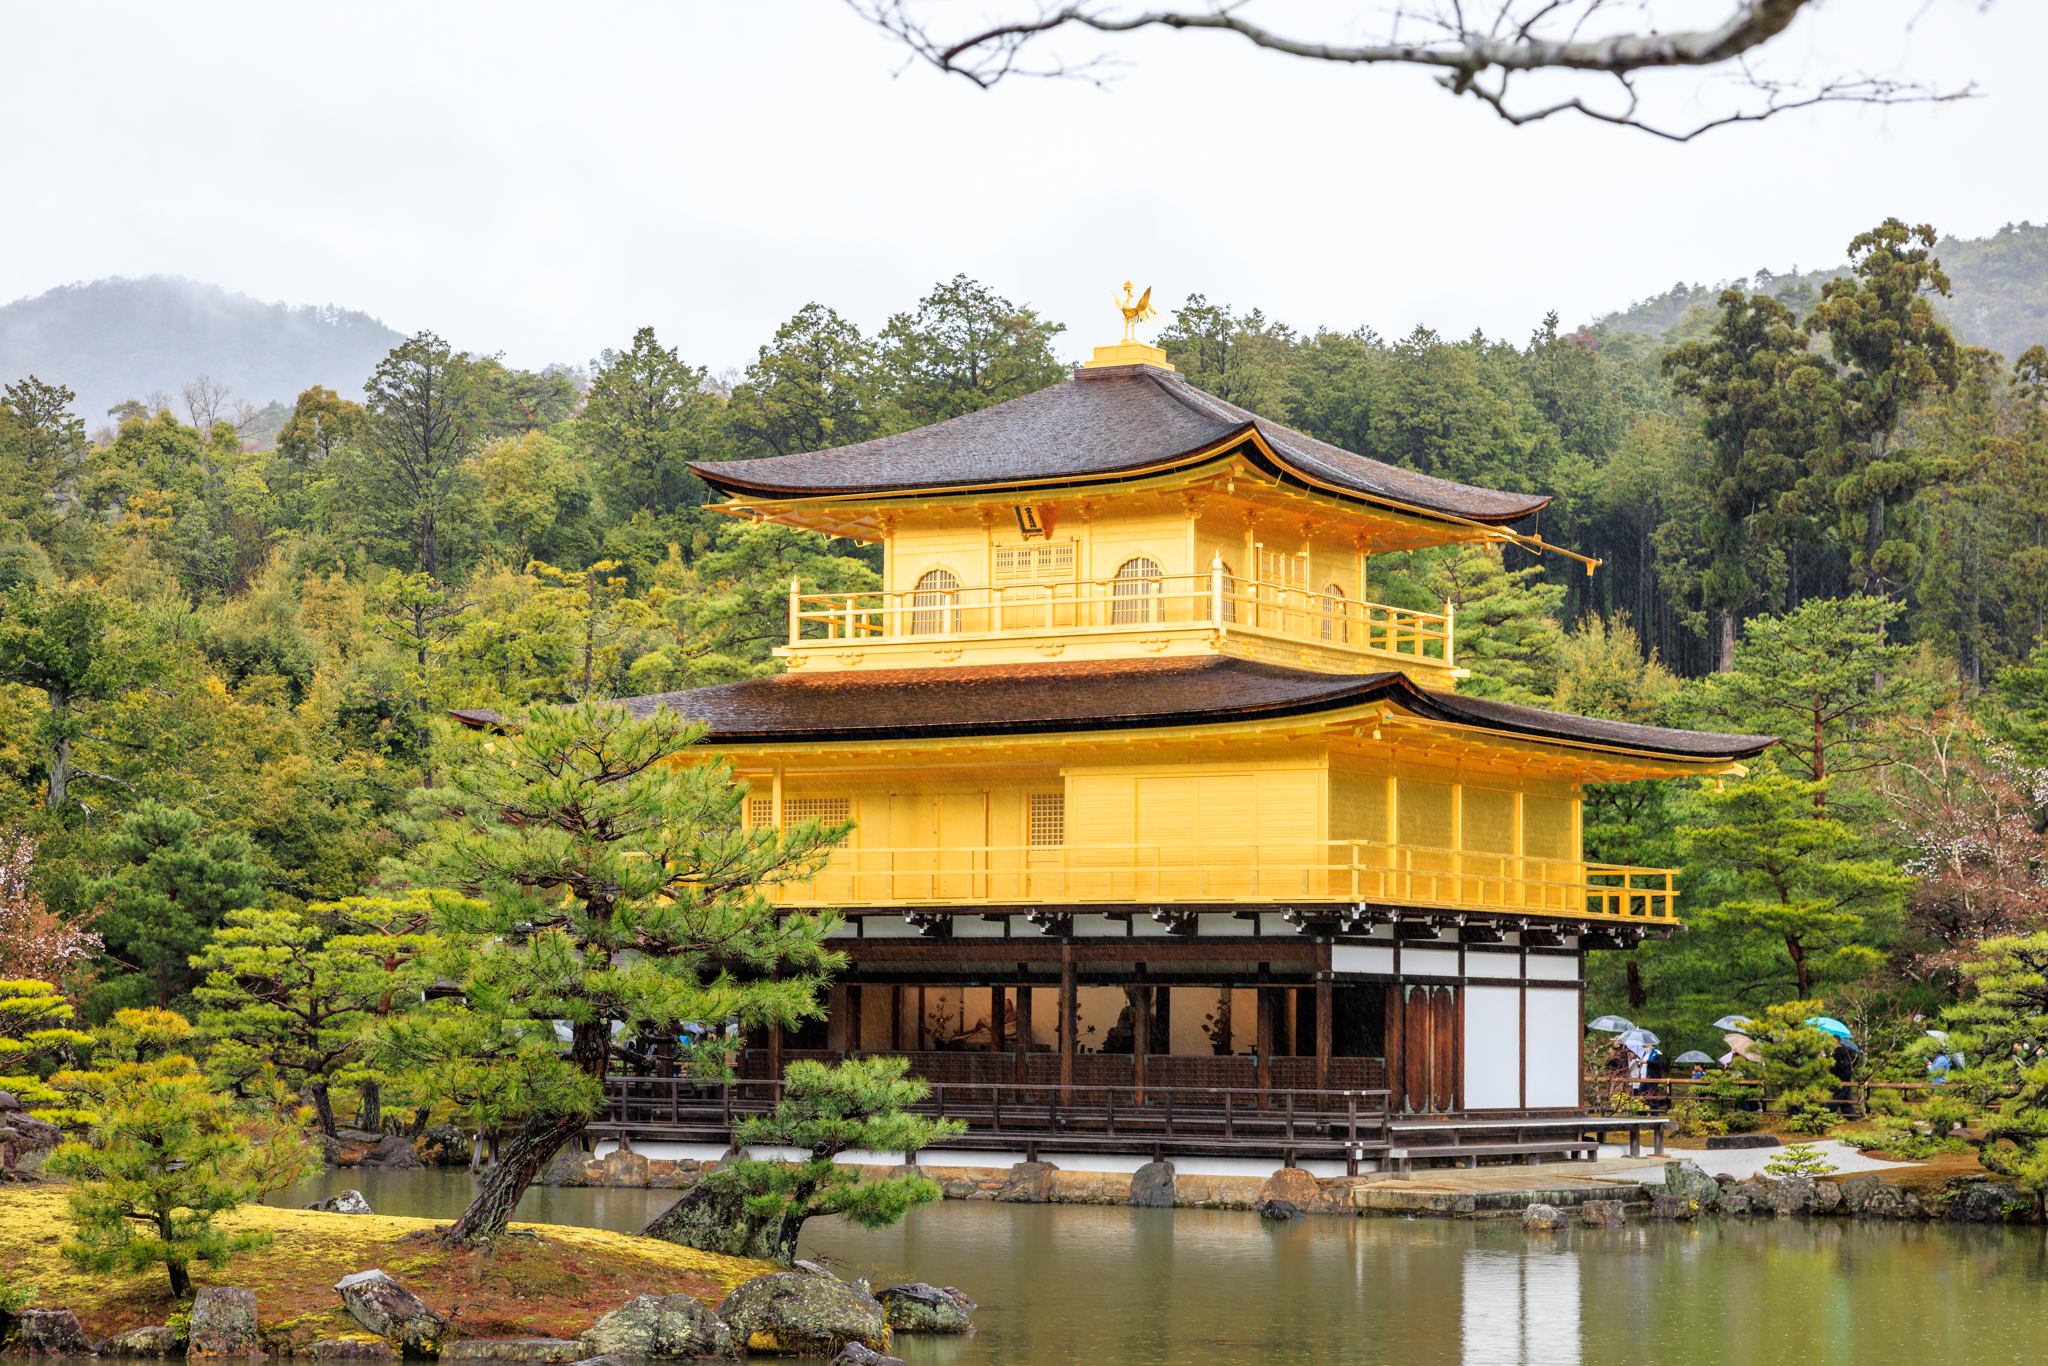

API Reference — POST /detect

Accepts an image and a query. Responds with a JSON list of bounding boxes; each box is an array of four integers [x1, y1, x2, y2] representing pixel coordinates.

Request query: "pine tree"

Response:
[[375, 700, 849, 1247], [47, 1011, 307, 1298], [642, 1056, 961, 1264], [1934, 932, 2048, 1214], [90, 803, 265, 1014]]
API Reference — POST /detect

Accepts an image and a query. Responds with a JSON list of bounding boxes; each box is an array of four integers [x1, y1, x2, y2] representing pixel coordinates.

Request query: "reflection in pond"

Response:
[[1463, 1247, 1580, 1366], [286, 1171, 2047, 1366]]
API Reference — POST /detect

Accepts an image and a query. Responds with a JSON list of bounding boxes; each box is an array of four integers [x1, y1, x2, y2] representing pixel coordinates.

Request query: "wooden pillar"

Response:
[[1015, 981, 1034, 1082], [990, 984, 1006, 1054], [1315, 942, 1333, 1091], [1256, 985, 1277, 1106], [848, 984, 863, 1053], [891, 984, 903, 1051], [1131, 984, 1150, 1102], [917, 985, 928, 1051], [1155, 985, 1172, 1053], [768, 1017, 783, 1082], [1385, 985, 1405, 1113], [1059, 948, 1076, 1098]]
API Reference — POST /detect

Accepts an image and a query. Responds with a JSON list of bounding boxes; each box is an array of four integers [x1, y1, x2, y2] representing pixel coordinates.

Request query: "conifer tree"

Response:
[[376, 700, 848, 1247], [90, 803, 265, 1013], [1936, 932, 2048, 1214], [643, 1056, 961, 1263]]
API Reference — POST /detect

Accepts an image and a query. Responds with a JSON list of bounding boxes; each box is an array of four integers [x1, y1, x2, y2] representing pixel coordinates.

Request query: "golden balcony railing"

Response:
[[786, 563, 1453, 667], [761, 838, 1678, 924]]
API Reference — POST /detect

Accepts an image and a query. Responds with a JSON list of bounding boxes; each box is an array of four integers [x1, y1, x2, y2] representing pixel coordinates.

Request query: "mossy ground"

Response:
[[0, 1184, 778, 1352]]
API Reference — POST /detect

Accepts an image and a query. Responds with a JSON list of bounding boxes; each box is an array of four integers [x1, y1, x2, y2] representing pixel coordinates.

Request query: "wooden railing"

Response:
[[762, 838, 1679, 922], [787, 564, 1452, 666], [592, 1073, 1397, 1160]]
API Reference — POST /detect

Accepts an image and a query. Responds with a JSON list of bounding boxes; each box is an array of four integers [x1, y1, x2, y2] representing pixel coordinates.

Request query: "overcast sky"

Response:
[[3, 1, 2039, 375]]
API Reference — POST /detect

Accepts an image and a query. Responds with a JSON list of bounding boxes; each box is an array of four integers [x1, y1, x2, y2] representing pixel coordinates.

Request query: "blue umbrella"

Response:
[[1805, 1017, 1853, 1040]]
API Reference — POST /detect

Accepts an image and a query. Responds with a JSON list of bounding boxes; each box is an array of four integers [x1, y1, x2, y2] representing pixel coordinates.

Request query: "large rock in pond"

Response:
[[17, 1308, 96, 1355], [1258, 1167, 1321, 1209], [336, 1270, 447, 1353], [1128, 1160, 1175, 1209], [875, 1284, 973, 1334], [1522, 1203, 1569, 1231], [995, 1162, 1057, 1204], [103, 1325, 185, 1357], [1661, 1160, 1720, 1208], [1763, 1176, 1818, 1218], [640, 1182, 784, 1262], [355, 1135, 425, 1170], [828, 1346, 906, 1366], [1649, 1193, 1700, 1220], [716, 1273, 890, 1357], [304, 1188, 374, 1214], [440, 1340, 587, 1361], [579, 1293, 737, 1359], [1579, 1200, 1626, 1227], [188, 1287, 261, 1357]]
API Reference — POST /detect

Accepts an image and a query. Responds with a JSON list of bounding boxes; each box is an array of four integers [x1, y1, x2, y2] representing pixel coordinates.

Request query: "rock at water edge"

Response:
[[579, 1293, 736, 1360], [18, 1308, 97, 1355], [1661, 1160, 1719, 1209], [1258, 1200, 1302, 1221], [188, 1287, 261, 1357], [716, 1273, 890, 1357], [1579, 1200, 1626, 1227], [1950, 1181, 2029, 1223], [306, 1340, 398, 1359], [875, 1284, 973, 1334], [1128, 1160, 1176, 1209], [304, 1188, 374, 1214], [1649, 1193, 1699, 1220], [828, 1346, 907, 1366], [440, 1340, 588, 1361], [355, 1135, 425, 1170], [336, 1269, 447, 1352], [1522, 1204, 1569, 1231], [1257, 1167, 1321, 1209], [994, 1161, 1057, 1204], [104, 1325, 186, 1357]]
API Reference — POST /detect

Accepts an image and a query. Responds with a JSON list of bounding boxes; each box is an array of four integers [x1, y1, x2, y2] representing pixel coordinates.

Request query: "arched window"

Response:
[[1110, 557, 1162, 625], [1319, 582, 1348, 642], [909, 568, 960, 635]]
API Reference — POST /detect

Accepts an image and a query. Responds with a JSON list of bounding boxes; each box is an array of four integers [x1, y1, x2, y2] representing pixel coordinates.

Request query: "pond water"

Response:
[[289, 1170, 2048, 1366]]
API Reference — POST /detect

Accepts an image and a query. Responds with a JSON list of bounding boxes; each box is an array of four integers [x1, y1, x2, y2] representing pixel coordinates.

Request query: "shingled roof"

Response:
[[450, 657, 1773, 762], [690, 364, 1550, 526]]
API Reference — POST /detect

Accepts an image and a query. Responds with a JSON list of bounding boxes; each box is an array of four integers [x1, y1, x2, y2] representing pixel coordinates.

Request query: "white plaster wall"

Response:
[[1527, 954, 1580, 981], [1463, 985, 1522, 1109], [1524, 988, 1581, 1108], [1332, 945, 1394, 974], [1402, 947, 1460, 976], [1463, 950, 1520, 979]]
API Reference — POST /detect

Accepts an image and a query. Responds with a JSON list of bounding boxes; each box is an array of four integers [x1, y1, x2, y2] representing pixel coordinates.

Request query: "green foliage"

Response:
[[1736, 1000, 1839, 1108], [876, 275, 1067, 426], [89, 803, 265, 1017], [373, 700, 850, 1243], [695, 1056, 963, 1263], [1931, 933, 2048, 1197], [0, 979, 95, 1120], [727, 304, 881, 458], [347, 331, 483, 578], [1668, 1097, 1726, 1137], [1763, 1143, 1839, 1178], [583, 327, 717, 522], [0, 579, 159, 811], [47, 1012, 309, 1298]]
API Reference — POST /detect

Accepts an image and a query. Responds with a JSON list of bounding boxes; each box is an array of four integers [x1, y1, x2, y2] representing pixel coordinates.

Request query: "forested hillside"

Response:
[[0, 277, 404, 438], [1598, 219, 2048, 363], [3, 226, 2048, 1082]]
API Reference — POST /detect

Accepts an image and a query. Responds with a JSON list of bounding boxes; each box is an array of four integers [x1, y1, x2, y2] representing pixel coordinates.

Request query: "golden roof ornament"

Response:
[[1082, 280, 1175, 372]]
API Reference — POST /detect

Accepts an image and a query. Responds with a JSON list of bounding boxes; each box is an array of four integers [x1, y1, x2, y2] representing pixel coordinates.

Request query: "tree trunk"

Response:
[[409, 1106, 431, 1139], [43, 698, 73, 810], [1716, 609, 1736, 674], [166, 1256, 189, 1300], [1788, 936, 1810, 998], [310, 1081, 337, 1138], [439, 1110, 586, 1247], [359, 1081, 382, 1134], [1863, 489, 1885, 596], [1625, 959, 1649, 1010]]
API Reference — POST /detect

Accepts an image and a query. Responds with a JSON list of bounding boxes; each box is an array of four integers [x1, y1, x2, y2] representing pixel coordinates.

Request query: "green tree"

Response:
[[0, 581, 159, 811], [1683, 774, 1911, 998], [582, 327, 718, 518], [362, 572, 468, 784], [1693, 595, 1926, 810], [1662, 290, 1825, 670], [1937, 932, 2048, 1213], [877, 275, 1067, 426], [0, 979, 96, 1120], [90, 803, 266, 1014], [726, 305, 879, 457], [276, 385, 367, 469], [526, 558, 662, 701], [349, 331, 480, 576], [0, 378, 88, 534], [374, 701, 849, 1246], [1416, 542, 1563, 704], [643, 1056, 960, 1263], [1735, 1000, 1839, 1108], [47, 1012, 299, 1298], [189, 907, 375, 1136], [1803, 219, 1963, 595]]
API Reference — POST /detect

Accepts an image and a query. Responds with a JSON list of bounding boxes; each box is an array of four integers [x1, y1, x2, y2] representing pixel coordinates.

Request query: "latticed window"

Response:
[[1027, 792, 1065, 846], [1319, 582, 1348, 642], [994, 543, 1074, 581], [746, 795, 851, 827], [1110, 557, 1161, 624], [1216, 560, 1237, 623], [909, 568, 960, 635]]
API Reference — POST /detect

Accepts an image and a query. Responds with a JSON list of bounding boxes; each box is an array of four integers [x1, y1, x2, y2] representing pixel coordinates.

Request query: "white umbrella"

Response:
[[1674, 1050, 1716, 1065], [1588, 1016, 1635, 1033], [1620, 1028, 1661, 1048], [1712, 1015, 1756, 1031]]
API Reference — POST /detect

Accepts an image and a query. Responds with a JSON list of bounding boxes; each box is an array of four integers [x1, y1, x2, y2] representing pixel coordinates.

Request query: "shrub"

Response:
[[1788, 1103, 1837, 1135], [1669, 1098, 1727, 1137], [1764, 1144, 1839, 1179], [1723, 1109, 1763, 1133], [1865, 1088, 1908, 1117]]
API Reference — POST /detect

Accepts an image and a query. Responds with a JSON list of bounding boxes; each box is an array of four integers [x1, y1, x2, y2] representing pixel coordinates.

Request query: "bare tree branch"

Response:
[[853, 1, 1979, 140]]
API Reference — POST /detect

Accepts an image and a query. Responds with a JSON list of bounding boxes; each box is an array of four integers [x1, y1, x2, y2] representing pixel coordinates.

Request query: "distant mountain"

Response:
[[0, 276, 404, 430], [1595, 220, 2048, 362]]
